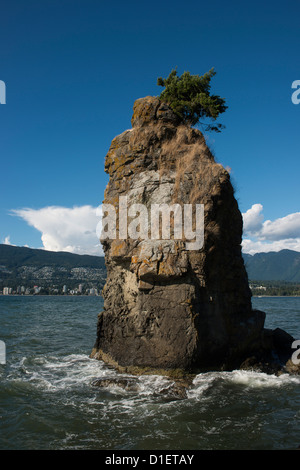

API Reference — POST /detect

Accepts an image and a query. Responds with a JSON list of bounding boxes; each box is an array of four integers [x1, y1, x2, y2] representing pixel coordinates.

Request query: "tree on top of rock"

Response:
[[157, 68, 227, 132]]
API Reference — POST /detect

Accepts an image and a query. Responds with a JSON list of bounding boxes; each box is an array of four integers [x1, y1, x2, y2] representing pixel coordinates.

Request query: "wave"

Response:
[[187, 369, 300, 400], [6, 352, 300, 402]]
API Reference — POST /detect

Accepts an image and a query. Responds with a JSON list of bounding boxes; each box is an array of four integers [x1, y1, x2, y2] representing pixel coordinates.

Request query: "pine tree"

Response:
[[157, 68, 227, 132]]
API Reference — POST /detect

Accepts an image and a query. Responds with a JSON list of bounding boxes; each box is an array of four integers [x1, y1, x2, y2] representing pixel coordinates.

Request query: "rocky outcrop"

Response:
[[239, 327, 297, 375], [91, 96, 296, 375], [91, 376, 188, 400]]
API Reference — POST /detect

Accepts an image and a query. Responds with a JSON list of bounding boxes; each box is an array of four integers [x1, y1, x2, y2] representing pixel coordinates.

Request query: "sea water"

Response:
[[0, 295, 300, 450]]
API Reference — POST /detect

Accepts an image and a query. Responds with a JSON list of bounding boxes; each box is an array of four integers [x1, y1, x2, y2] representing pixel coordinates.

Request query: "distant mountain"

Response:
[[243, 249, 300, 282], [0, 244, 106, 289], [0, 244, 105, 269], [1, 244, 300, 287]]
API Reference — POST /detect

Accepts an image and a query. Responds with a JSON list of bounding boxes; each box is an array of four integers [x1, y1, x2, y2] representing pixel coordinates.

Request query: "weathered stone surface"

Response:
[[91, 377, 140, 392], [91, 96, 296, 375], [131, 96, 180, 128], [285, 359, 300, 375]]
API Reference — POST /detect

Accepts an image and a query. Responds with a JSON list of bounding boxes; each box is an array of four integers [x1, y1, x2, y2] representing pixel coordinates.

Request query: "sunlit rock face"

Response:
[[91, 96, 266, 373]]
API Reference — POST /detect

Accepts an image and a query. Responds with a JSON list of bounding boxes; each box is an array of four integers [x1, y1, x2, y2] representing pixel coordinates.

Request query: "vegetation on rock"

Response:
[[157, 68, 227, 132]]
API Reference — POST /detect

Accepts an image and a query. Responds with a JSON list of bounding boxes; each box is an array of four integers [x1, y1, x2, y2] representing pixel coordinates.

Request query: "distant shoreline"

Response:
[[252, 295, 300, 298], [0, 294, 100, 298], [1, 294, 300, 299]]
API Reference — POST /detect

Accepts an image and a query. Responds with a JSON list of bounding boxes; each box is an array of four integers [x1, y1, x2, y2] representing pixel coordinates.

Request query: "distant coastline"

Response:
[[1, 244, 300, 298], [252, 295, 300, 298], [1, 293, 299, 299], [0, 290, 100, 297]]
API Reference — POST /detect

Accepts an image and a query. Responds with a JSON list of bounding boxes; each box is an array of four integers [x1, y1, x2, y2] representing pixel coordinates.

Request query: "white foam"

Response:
[[10, 354, 109, 392], [187, 369, 300, 400], [10, 353, 300, 407], [227, 370, 300, 388]]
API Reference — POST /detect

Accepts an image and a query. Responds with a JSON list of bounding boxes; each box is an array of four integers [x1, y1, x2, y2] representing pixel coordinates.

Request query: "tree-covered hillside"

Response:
[[0, 244, 106, 292], [243, 249, 300, 282]]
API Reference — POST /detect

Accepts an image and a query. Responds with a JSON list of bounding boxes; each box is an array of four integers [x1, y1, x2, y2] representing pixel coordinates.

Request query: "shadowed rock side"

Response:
[[91, 96, 298, 376]]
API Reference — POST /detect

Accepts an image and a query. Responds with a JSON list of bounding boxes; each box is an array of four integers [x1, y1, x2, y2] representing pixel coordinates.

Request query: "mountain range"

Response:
[[242, 249, 300, 282], [1, 244, 300, 284], [0, 244, 106, 289]]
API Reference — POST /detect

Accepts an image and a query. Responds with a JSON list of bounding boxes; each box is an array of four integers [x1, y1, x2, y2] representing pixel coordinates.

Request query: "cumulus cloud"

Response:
[[3, 235, 13, 245], [11, 205, 103, 256], [242, 204, 300, 255], [242, 204, 264, 235], [242, 237, 300, 255], [10, 202, 300, 257], [260, 212, 300, 241]]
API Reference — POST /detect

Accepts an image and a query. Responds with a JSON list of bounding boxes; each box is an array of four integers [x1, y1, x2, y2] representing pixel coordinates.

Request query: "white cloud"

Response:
[[242, 204, 300, 255], [242, 237, 300, 255], [11, 205, 103, 256], [242, 204, 264, 235], [260, 212, 300, 241], [2, 235, 14, 245], [10, 202, 300, 257]]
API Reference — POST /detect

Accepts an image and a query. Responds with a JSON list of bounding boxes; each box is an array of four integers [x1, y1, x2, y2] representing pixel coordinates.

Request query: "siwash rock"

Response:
[[91, 96, 295, 375]]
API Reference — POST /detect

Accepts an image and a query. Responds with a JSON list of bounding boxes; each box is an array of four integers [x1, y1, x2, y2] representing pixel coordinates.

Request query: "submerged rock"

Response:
[[91, 96, 296, 375], [91, 377, 141, 392], [91, 375, 189, 400], [240, 328, 298, 375], [156, 380, 189, 400]]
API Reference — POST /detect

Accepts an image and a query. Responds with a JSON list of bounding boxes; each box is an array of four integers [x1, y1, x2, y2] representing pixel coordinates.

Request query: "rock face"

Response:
[[91, 96, 294, 374]]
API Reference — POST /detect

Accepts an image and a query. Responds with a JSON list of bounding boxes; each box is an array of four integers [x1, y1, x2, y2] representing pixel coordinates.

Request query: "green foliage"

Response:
[[157, 68, 227, 132], [243, 250, 300, 282], [0, 244, 105, 269], [250, 281, 300, 297]]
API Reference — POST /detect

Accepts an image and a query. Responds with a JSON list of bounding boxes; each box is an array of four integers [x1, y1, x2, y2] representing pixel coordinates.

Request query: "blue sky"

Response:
[[0, 0, 300, 255]]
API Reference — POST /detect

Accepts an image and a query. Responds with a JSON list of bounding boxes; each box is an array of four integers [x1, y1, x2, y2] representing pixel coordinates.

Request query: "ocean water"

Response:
[[0, 295, 300, 450]]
